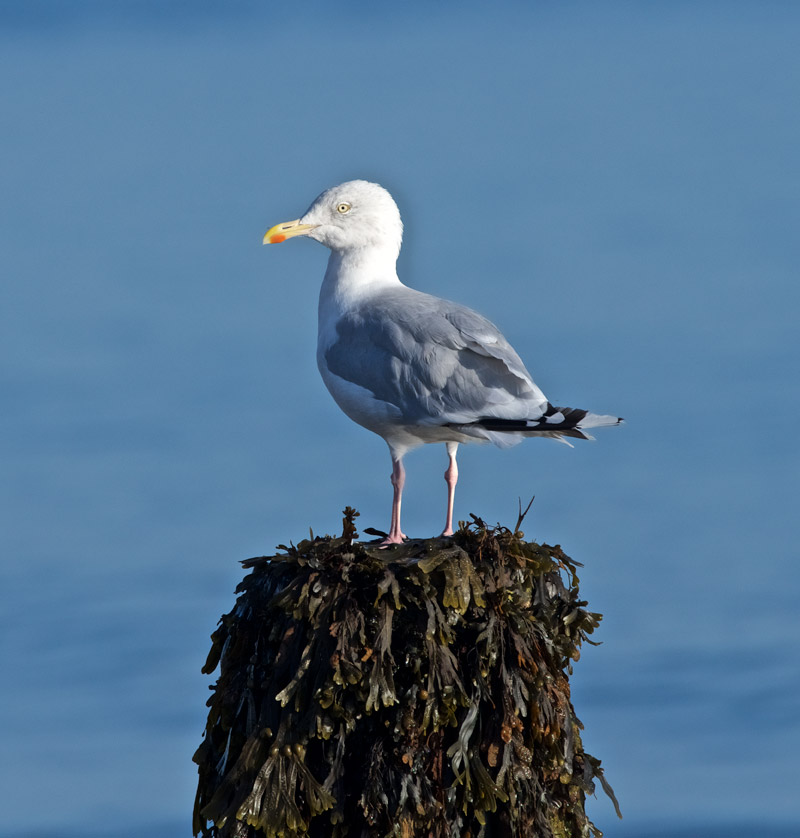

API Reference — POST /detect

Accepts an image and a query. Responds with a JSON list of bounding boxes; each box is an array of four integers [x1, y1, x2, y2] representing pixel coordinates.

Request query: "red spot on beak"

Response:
[[270, 234, 286, 244]]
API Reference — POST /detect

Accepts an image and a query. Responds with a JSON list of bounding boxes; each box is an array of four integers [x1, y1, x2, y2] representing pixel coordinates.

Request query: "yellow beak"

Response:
[[262, 219, 317, 244]]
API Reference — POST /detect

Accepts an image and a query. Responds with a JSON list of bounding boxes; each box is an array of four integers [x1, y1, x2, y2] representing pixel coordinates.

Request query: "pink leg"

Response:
[[441, 442, 459, 536], [381, 455, 407, 546]]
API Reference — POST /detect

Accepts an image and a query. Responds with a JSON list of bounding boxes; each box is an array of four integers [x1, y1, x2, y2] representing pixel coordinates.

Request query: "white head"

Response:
[[264, 180, 403, 257]]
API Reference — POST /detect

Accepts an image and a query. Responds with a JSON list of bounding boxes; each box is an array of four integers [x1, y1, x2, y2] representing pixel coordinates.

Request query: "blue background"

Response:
[[2, 2, 798, 836]]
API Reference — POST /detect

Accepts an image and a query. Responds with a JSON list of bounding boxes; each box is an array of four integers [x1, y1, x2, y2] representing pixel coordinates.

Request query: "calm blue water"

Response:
[[2, 3, 799, 836]]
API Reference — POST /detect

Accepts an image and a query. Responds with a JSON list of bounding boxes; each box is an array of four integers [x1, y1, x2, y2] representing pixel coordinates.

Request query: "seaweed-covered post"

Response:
[[193, 508, 620, 837]]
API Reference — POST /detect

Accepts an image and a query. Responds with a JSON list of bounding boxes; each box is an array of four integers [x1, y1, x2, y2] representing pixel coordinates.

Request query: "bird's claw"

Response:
[[379, 532, 407, 548]]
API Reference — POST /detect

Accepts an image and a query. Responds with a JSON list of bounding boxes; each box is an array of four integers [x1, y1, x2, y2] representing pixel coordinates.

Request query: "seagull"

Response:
[[263, 180, 621, 545]]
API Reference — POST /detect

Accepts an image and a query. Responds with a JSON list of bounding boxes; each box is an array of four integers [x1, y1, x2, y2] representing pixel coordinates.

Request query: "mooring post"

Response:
[[193, 508, 620, 837]]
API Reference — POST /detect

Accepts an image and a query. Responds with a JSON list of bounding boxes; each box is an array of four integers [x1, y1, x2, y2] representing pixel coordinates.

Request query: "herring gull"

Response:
[[264, 180, 621, 545]]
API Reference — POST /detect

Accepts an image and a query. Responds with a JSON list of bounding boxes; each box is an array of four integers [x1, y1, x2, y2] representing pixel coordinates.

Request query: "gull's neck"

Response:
[[320, 246, 402, 312]]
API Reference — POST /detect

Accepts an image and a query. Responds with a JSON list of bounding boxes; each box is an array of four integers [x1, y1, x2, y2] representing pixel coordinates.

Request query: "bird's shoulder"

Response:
[[344, 285, 511, 352]]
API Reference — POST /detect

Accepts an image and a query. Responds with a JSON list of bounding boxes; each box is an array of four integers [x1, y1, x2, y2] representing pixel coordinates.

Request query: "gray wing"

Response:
[[323, 287, 548, 425]]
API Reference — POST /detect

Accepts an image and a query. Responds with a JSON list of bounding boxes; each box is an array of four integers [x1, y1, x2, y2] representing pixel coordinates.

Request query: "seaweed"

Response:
[[193, 508, 620, 837]]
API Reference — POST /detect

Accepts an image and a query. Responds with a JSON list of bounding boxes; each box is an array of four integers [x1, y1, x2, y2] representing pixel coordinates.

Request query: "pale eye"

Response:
[[336, 202, 352, 214]]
